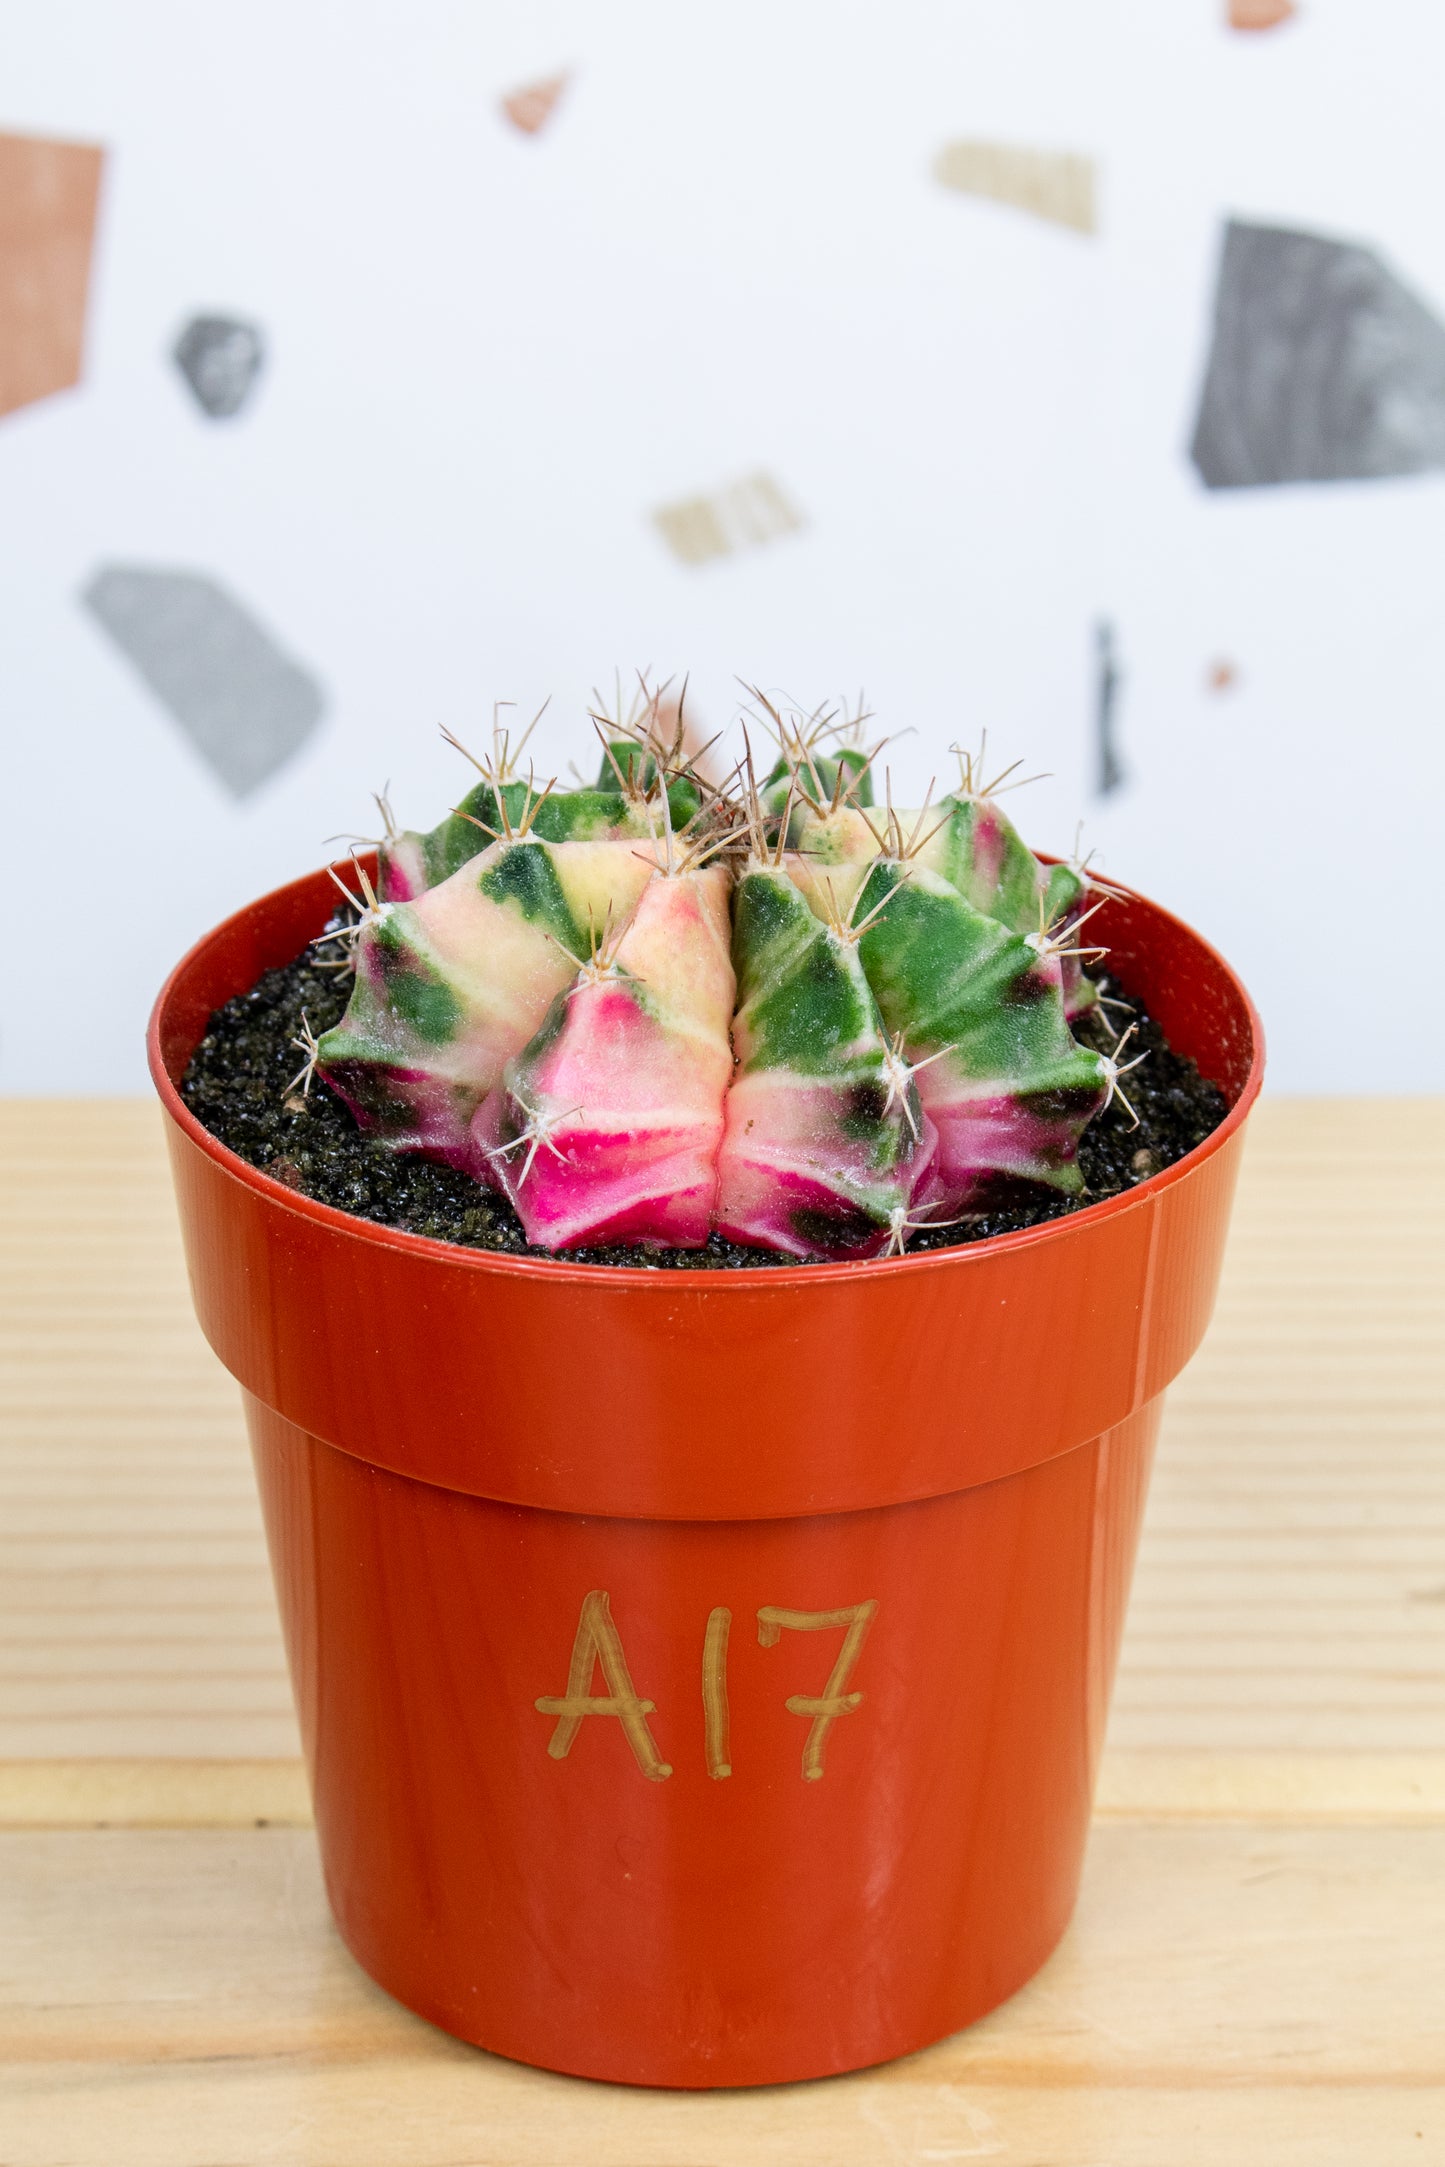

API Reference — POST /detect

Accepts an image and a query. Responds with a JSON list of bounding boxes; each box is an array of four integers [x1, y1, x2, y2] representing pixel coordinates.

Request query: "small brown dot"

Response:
[[1206, 657, 1240, 693], [1130, 1147, 1157, 1178]]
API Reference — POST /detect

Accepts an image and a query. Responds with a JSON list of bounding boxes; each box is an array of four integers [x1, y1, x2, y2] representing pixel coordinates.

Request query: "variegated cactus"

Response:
[[312, 700, 1138, 1257]]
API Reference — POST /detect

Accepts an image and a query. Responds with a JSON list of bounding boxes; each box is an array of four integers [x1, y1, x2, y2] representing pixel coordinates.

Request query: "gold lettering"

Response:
[[701, 1605, 733, 1779], [757, 1601, 879, 1781], [535, 1589, 672, 1781]]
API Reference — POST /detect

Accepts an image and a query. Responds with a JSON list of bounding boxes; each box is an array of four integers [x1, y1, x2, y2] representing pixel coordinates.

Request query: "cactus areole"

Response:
[[147, 689, 1262, 2088], [293, 693, 1166, 1263]]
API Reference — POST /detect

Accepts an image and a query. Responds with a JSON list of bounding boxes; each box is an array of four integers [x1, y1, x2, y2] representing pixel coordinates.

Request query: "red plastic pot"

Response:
[[150, 857, 1262, 2089]]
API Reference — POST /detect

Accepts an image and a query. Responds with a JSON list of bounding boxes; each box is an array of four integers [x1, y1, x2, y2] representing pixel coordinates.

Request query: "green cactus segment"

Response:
[[315, 837, 660, 1169], [849, 858, 1108, 1208], [715, 867, 934, 1260], [912, 797, 1102, 1023], [785, 788, 1098, 1030], [477, 866, 736, 1250], [378, 778, 513, 900], [913, 794, 1047, 933], [762, 744, 874, 817], [377, 777, 702, 901], [594, 738, 704, 819]]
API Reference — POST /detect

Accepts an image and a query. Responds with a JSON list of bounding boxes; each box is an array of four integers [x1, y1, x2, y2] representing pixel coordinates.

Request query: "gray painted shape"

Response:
[[1191, 219, 1445, 488], [82, 565, 324, 798], [173, 314, 265, 418]]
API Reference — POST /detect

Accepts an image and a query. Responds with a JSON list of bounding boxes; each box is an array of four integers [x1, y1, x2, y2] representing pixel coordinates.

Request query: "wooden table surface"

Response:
[[2, 1098, 1443, 2164]]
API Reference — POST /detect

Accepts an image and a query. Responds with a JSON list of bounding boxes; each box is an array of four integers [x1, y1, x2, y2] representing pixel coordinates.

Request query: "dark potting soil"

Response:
[[181, 932, 1228, 1269]]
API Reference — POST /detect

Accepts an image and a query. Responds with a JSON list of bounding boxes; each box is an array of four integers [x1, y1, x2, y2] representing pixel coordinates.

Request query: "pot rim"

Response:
[[148, 858, 1265, 1290]]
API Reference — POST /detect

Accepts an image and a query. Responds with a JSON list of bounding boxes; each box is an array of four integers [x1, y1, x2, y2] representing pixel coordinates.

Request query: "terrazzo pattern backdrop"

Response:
[[3, 1, 1442, 1091]]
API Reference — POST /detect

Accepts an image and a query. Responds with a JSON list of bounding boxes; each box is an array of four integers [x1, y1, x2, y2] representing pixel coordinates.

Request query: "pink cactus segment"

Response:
[[478, 866, 735, 1250], [716, 1071, 940, 1260], [961, 801, 1006, 896], [376, 832, 429, 902], [912, 1069, 1090, 1208]]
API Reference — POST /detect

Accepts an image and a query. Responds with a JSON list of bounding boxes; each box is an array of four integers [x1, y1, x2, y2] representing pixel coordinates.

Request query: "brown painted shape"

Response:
[[502, 72, 570, 136], [1228, 0, 1297, 27], [0, 130, 105, 420]]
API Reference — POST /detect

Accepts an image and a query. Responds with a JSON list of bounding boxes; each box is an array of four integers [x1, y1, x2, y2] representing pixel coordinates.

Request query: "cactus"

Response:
[[315, 794, 663, 1169], [309, 697, 1138, 1259], [844, 837, 1109, 1211], [476, 822, 737, 1250], [713, 777, 937, 1260]]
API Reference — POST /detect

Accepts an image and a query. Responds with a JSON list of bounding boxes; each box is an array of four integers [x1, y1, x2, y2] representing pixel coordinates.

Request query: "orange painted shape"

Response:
[[0, 130, 105, 420], [1228, 0, 1297, 28], [502, 72, 570, 136], [150, 856, 1263, 2086]]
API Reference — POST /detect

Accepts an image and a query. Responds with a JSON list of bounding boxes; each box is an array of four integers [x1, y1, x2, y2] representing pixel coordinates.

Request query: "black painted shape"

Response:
[[1191, 219, 1445, 488], [173, 314, 265, 419]]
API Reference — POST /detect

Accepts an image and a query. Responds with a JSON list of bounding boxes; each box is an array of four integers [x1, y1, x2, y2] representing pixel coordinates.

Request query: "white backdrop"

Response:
[[4, 0, 1443, 1091]]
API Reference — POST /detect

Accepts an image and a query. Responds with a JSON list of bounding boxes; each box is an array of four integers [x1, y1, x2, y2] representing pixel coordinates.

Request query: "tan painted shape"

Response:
[[501, 71, 570, 135], [0, 130, 105, 418], [933, 139, 1096, 234], [653, 471, 805, 567]]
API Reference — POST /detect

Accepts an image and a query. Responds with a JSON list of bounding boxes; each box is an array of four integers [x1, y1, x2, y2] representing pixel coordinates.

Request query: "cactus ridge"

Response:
[[715, 866, 936, 1260], [315, 694, 1133, 1256], [478, 860, 736, 1250]]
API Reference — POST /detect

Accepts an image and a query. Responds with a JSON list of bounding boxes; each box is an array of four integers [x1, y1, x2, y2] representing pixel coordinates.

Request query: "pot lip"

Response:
[[148, 861, 1265, 1290]]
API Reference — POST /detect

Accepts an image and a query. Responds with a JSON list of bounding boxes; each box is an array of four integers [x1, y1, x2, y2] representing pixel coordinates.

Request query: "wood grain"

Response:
[[2, 1822, 1442, 2163], [1, 1098, 1442, 1818]]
